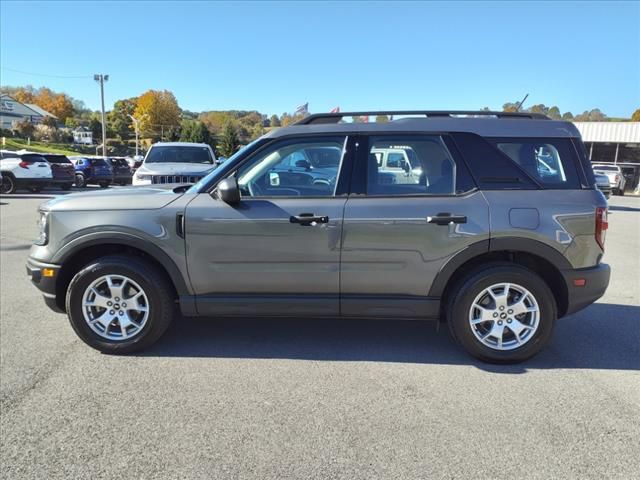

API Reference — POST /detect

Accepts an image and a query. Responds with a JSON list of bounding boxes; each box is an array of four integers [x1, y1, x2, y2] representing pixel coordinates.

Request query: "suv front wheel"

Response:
[[447, 264, 556, 363], [66, 255, 174, 354]]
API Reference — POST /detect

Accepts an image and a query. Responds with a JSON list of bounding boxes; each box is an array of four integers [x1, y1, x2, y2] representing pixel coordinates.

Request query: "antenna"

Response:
[[515, 93, 529, 112]]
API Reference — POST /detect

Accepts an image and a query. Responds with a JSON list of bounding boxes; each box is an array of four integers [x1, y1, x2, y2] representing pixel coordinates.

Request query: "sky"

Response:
[[1, 0, 639, 117]]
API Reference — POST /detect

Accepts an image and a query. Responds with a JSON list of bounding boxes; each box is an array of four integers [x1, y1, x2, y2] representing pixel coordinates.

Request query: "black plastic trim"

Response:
[[52, 233, 192, 297], [561, 263, 610, 316], [428, 241, 491, 297]]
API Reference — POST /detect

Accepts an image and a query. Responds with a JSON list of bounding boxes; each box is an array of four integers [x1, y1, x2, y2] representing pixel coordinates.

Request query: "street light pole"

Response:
[[128, 114, 139, 157], [94, 74, 109, 157]]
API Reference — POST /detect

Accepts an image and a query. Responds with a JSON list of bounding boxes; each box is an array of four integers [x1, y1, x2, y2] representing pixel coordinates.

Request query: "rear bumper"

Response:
[[14, 177, 50, 186], [561, 263, 610, 316], [26, 257, 63, 313], [50, 177, 74, 185], [87, 176, 112, 184]]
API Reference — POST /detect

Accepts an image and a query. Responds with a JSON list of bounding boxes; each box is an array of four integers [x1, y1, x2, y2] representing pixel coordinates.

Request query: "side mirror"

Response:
[[216, 177, 241, 205], [402, 162, 411, 174]]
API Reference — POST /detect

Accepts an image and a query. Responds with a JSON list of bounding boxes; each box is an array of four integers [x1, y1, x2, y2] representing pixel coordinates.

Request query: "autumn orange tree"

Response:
[[133, 90, 181, 140], [6, 86, 74, 121]]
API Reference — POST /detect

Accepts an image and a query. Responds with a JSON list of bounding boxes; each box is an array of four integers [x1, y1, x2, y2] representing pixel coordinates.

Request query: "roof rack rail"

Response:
[[295, 110, 550, 125]]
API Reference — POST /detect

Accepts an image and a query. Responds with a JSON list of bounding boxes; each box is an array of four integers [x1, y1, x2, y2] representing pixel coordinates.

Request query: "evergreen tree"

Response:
[[219, 121, 239, 157]]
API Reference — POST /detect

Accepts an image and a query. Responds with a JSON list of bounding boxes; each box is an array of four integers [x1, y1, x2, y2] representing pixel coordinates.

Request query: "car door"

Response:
[[184, 135, 351, 317], [340, 134, 490, 318]]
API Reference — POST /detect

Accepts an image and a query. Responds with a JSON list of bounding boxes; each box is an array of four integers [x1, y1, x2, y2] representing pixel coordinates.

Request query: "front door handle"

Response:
[[290, 213, 329, 226], [427, 212, 467, 225]]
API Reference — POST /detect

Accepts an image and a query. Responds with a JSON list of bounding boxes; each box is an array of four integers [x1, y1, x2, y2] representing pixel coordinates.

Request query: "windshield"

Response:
[[145, 145, 213, 164], [187, 139, 263, 193]]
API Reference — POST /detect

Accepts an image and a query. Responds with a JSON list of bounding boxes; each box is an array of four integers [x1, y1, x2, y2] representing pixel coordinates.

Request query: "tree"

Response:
[[90, 117, 102, 141], [270, 114, 281, 127], [562, 112, 574, 121], [547, 106, 561, 120], [180, 119, 211, 144], [108, 97, 137, 140], [250, 122, 264, 140], [218, 121, 240, 157], [502, 102, 519, 112], [631, 109, 640, 122], [65, 117, 78, 128], [375, 115, 389, 123], [14, 119, 35, 138], [42, 116, 58, 128], [574, 109, 607, 122], [133, 90, 181, 140]]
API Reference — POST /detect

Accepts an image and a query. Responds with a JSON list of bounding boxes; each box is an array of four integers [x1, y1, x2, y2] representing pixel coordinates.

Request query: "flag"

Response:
[[330, 106, 340, 113], [295, 103, 308, 115]]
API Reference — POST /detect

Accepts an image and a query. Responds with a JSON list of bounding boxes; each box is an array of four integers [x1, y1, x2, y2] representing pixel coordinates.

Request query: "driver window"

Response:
[[236, 137, 345, 197]]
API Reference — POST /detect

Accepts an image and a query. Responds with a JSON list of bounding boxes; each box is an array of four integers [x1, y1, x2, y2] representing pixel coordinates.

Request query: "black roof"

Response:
[[264, 111, 580, 139]]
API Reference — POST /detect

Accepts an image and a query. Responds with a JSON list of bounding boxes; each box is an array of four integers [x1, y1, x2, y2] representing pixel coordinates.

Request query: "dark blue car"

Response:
[[71, 157, 113, 188]]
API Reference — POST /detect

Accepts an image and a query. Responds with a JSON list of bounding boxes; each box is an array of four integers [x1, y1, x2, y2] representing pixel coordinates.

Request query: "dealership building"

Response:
[[575, 121, 640, 192]]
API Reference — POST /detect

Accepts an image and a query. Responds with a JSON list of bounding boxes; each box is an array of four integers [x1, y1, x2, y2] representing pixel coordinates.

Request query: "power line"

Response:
[[1, 66, 92, 79]]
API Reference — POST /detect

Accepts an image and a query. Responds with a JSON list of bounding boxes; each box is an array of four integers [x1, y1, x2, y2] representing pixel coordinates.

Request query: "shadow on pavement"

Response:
[[143, 303, 640, 372]]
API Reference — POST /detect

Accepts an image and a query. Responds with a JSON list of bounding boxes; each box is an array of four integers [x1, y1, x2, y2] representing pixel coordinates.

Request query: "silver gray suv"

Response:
[[27, 111, 611, 363]]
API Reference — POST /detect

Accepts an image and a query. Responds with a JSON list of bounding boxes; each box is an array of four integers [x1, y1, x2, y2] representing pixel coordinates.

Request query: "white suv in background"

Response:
[[132, 142, 216, 186], [592, 164, 627, 195], [0, 150, 53, 194]]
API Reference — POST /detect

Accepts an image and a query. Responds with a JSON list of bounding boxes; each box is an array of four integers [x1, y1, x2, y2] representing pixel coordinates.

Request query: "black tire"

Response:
[[65, 255, 175, 354], [99, 182, 110, 188], [618, 188, 625, 196], [75, 174, 86, 188], [61, 183, 73, 191], [1, 174, 16, 194], [446, 263, 556, 363]]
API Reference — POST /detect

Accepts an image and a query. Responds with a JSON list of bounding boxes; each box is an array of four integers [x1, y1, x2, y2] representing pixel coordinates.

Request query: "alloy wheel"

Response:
[[81, 274, 150, 341], [468, 282, 540, 350]]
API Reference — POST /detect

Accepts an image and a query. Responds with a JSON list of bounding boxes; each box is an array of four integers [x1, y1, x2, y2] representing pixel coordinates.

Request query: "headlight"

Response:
[[136, 174, 151, 180], [34, 211, 49, 246]]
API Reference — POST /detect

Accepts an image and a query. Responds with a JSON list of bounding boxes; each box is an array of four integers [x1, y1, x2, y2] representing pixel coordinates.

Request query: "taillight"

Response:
[[595, 207, 608, 250], [19, 161, 29, 169]]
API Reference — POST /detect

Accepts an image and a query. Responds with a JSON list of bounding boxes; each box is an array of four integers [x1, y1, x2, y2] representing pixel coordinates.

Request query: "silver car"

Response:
[[27, 111, 610, 363]]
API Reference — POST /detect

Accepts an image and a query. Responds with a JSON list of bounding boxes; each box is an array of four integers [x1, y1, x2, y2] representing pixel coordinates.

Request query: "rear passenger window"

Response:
[[366, 136, 458, 195], [489, 138, 580, 189]]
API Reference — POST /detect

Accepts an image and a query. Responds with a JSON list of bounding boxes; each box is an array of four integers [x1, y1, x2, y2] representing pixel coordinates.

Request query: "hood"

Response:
[[41, 185, 186, 212], [137, 162, 215, 175]]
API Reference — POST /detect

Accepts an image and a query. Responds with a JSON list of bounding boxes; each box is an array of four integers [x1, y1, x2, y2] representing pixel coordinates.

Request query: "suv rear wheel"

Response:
[[1, 174, 16, 194], [66, 255, 174, 354], [447, 264, 556, 363]]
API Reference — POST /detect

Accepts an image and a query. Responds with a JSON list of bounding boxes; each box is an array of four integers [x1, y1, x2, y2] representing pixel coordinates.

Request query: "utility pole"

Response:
[[128, 114, 140, 157], [94, 74, 109, 157]]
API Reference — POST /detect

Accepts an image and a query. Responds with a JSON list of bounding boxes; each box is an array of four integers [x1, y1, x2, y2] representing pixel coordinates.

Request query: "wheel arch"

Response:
[[430, 238, 570, 318], [53, 234, 192, 313]]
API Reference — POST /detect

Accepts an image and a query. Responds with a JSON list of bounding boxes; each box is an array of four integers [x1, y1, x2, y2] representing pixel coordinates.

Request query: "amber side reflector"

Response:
[[42, 268, 56, 278], [573, 279, 586, 287]]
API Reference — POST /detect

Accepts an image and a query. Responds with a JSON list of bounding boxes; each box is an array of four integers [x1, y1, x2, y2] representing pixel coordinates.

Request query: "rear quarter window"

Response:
[[488, 138, 581, 189]]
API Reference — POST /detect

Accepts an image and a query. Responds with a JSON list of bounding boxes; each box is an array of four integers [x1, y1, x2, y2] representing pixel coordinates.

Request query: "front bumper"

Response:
[[26, 257, 63, 313], [561, 262, 611, 316]]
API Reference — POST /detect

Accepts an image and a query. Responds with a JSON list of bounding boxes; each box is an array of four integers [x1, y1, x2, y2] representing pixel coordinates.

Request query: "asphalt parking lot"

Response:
[[1, 190, 639, 479]]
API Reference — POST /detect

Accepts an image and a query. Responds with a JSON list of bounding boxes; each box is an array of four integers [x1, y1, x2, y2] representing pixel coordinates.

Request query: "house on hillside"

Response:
[[73, 126, 93, 145], [0, 94, 55, 130]]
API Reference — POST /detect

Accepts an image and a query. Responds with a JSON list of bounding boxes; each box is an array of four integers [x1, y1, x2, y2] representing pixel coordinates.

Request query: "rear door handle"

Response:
[[427, 212, 467, 225], [290, 213, 329, 226]]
